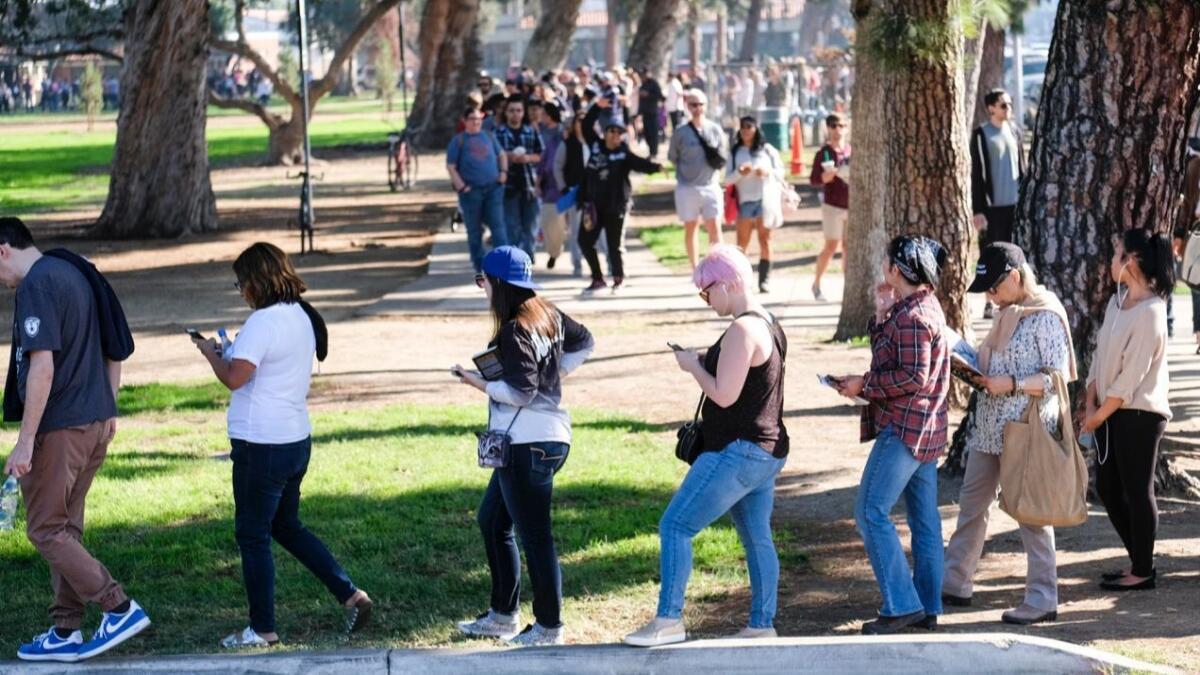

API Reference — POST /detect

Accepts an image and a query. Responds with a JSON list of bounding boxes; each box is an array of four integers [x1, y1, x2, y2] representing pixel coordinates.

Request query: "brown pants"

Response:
[[19, 420, 127, 630]]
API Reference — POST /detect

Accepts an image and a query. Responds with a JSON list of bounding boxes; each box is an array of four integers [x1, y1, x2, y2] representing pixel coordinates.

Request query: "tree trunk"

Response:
[[627, 0, 685, 82], [971, 24, 1005, 128], [93, 0, 216, 238], [961, 22, 986, 132], [267, 102, 308, 165], [716, 4, 727, 65], [835, 0, 890, 340], [738, 0, 765, 63], [798, 0, 839, 55], [606, 0, 622, 67], [688, 2, 701, 75], [523, 0, 583, 72], [408, 0, 482, 149]]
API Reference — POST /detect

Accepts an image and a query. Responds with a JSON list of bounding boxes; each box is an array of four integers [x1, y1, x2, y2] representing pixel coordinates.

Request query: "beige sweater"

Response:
[[1086, 294, 1171, 420]]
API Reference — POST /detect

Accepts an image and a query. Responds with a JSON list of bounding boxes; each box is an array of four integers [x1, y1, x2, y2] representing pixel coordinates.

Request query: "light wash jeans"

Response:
[[657, 439, 786, 628], [458, 183, 508, 273], [854, 425, 943, 618]]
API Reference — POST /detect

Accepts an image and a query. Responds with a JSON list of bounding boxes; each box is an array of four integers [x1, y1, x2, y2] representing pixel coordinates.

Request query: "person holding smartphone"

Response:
[[451, 246, 593, 646], [193, 243, 372, 649], [625, 245, 788, 647]]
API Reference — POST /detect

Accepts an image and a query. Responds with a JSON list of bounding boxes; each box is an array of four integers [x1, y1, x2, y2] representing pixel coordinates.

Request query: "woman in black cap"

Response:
[[942, 242, 1075, 625], [451, 246, 594, 646]]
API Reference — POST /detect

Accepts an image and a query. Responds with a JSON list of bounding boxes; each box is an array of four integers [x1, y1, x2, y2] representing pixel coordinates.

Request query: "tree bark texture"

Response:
[[835, 0, 891, 340], [93, 0, 217, 238], [408, 0, 482, 150], [1015, 0, 1200, 383], [688, 2, 701, 74], [523, 0, 583, 72], [961, 23, 985, 133], [970, 24, 1004, 128], [606, 0, 622, 67], [627, 0, 685, 82], [716, 4, 728, 64], [738, 0, 765, 63]]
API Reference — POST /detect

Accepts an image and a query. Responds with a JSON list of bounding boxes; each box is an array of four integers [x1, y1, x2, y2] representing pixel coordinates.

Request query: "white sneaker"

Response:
[[624, 617, 686, 647], [728, 626, 777, 639], [507, 622, 565, 646], [457, 610, 520, 639], [220, 626, 278, 649]]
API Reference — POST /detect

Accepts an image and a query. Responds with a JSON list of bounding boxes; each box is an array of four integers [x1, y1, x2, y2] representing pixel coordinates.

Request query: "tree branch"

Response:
[[11, 44, 123, 63], [310, 0, 404, 100], [207, 88, 284, 131], [210, 38, 301, 108]]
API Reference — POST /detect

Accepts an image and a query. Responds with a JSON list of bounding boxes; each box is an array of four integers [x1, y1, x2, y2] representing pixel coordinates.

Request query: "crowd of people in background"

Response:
[[0, 73, 122, 115]]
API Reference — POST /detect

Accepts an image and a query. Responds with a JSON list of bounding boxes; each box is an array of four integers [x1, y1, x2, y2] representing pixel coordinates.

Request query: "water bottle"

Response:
[[218, 328, 232, 363], [0, 475, 19, 532]]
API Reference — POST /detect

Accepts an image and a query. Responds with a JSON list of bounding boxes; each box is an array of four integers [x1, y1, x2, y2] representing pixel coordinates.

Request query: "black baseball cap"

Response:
[[968, 242, 1026, 293]]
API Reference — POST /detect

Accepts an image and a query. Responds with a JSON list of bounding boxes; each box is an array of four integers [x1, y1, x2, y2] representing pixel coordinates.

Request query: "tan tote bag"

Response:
[[999, 369, 1088, 528]]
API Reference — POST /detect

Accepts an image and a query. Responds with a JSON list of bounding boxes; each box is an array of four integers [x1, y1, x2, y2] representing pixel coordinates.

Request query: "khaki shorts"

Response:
[[821, 203, 848, 240]]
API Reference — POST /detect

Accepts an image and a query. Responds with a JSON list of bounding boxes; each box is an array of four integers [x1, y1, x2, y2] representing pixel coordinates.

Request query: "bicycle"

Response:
[[387, 128, 418, 191]]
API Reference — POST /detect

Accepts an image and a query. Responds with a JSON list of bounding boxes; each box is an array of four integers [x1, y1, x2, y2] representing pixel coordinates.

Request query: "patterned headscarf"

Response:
[[889, 235, 946, 287]]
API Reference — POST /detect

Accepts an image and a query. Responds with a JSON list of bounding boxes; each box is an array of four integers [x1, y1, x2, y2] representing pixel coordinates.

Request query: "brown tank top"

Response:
[[701, 311, 789, 458]]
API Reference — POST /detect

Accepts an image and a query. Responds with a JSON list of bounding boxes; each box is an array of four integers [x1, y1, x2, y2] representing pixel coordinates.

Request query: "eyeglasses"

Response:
[[699, 281, 718, 304], [687, 102, 704, 108]]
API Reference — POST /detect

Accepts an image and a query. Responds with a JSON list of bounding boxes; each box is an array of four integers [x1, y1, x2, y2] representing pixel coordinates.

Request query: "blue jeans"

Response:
[[477, 442, 569, 628], [854, 426, 943, 618], [231, 437, 357, 634], [458, 183, 508, 273], [503, 189, 541, 258], [657, 440, 786, 628]]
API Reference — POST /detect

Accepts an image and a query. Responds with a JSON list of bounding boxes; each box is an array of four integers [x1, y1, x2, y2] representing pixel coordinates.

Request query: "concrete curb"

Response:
[[0, 634, 1175, 675]]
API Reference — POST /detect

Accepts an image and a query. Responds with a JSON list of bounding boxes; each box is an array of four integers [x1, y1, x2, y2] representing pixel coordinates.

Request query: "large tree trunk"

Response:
[[798, 0, 840, 56], [605, 0, 621, 66], [408, 0, 482, 149], [971, 24, 1005, 128], [93, 0, 216, 238], [627, 0, 685, 82], [523, 0, 583, 72], [715, 4, 727, 64], [687, 2, 701, 75], [961, 22, 986, 132], [835, 0, 890, 340], [738, 0, 765, 63]]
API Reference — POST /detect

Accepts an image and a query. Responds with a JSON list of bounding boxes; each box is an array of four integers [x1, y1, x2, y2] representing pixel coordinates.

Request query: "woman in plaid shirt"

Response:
[[836, 235, 951, 635]]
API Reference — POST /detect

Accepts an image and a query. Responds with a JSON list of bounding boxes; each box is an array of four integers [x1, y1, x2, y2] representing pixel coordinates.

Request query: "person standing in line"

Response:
[[666, 73, 686, 134], [453, 246, 594, 647], [834, 235, 950, 635], [624, 245, 788, 647], [1172, 138, 1200, 353], [970, 89, 1025, 319], [942, 243, 1076, 626], [809, 113, 850, 302], [637, 68, 665, 158], [0, 217, 151, 663], [495, 96, 545, 260], [728, 116, 784, 293], [448, 107, 511, 281], [537, 103, 567, 270], [1081, 229, 1174, 592], [554, 114, 591, 278], [668, 89, 727, 270], [193, 243, 373, 648]]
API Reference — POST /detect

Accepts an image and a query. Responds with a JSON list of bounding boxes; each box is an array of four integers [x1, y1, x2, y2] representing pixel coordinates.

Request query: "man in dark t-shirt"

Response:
[[0, 217, 150, 663], [637, 70, 665, 158]]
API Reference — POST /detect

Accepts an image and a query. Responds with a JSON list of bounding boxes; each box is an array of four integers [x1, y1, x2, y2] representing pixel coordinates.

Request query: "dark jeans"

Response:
[[579, 208, 627, 280], [503, 190, 541, 258], [642, 112, 660, 157], [1095, 409, 1167, 578], [476, 442, 569, 628], [982, 205, 1017, 246], [231, 437, 357, 634], [459, 182, 508, 273]]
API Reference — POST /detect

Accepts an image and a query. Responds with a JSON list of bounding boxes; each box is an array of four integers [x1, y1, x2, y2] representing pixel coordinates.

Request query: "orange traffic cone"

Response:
[[790, 117, 805, 177]]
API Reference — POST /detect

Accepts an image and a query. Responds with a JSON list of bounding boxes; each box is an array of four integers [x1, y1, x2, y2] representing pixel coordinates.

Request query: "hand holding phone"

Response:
[[185, 328, 206, 341], [667, 341, 684, 352]]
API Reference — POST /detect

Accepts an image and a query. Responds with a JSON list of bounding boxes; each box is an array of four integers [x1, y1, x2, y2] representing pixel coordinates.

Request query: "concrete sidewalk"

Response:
[[0, 634, 1173, 675]]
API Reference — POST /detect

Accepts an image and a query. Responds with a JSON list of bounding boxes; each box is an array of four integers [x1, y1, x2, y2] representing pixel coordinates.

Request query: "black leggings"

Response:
[[1095, 409, 1167, 578], [579, 208, 627, 280]]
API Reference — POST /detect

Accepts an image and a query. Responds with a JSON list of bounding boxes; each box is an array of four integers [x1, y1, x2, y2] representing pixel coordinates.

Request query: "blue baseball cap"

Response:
[[482, 246, 540, 290]]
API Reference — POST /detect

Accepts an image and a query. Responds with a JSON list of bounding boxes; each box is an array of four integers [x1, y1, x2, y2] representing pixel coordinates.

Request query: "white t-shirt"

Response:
[[227, 303, 315, 444]]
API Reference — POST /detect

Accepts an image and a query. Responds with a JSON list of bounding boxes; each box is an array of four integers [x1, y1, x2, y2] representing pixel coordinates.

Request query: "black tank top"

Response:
[[701, 311, 789, 458]]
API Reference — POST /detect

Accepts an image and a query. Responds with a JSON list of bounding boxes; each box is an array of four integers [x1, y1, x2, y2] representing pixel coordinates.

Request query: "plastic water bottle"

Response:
[[218, 328, 233, 363], [0, 475, 19, 532]]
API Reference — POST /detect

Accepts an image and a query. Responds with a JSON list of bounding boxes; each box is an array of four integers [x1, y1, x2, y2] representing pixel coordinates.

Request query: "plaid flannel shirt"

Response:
[[494, 123, 544, 198], [860, 288, 951, 462]]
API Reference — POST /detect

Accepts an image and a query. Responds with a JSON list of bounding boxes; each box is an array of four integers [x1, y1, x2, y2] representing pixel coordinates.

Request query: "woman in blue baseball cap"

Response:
[[450, 246, 594, 646]]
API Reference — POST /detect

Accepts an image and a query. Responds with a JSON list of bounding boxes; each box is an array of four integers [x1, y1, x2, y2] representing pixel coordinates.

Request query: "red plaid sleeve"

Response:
[[862, 310, 934, 400]]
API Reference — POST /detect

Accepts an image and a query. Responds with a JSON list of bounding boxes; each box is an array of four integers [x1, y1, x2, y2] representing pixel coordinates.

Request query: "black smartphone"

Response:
[[185, 328, 206, 341], [667, 342, 684, 352]]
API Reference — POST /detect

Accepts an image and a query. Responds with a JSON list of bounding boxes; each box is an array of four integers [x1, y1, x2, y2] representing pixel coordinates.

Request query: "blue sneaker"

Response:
[[17, 627, 82, 662], [77, 600, 151, 661]]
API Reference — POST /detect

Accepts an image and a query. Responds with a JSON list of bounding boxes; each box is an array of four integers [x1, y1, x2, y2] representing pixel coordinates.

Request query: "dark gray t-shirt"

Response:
[[14, 256, 116, 434]]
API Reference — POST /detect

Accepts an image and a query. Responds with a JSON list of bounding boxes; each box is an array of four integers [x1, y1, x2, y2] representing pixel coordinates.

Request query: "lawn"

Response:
[[0, 382, 808, 654], [0, 102, 406, 214], [638, 224, 690, 271]]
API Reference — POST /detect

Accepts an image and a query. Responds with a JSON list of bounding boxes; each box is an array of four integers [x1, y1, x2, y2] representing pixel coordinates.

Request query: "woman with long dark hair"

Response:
[[452, 246, 594, 646], [1081, 229, 1173, 592], [193, 242, 372, 648], [727, 116, 784, 293]]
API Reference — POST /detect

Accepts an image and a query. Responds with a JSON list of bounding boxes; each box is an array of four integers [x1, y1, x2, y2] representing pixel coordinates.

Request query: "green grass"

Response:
[[0, 382, 807, 654], [0, 106, 405, 213], [639, 224, 690, 271], [0, 95, 408, 125]]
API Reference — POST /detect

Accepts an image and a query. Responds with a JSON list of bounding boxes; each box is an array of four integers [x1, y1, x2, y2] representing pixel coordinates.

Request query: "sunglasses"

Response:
[[996, 102, 1012, 109], [829, 123, 845, 128], [687, 102, 705, 108], [987, 269, 1012, 294], [699, 281, 718, 304]]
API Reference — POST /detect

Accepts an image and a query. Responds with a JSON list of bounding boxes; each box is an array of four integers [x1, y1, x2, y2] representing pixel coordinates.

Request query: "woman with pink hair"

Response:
[[625, 245, 789, 647]]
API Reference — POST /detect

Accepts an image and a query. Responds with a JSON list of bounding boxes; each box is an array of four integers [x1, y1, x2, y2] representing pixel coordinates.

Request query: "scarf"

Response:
[[977, 285, 1078, 382]]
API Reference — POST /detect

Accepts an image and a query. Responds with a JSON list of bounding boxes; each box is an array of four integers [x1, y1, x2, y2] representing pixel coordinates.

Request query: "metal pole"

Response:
[[397, 3, 409, 114], [297, 0, 315, 254]]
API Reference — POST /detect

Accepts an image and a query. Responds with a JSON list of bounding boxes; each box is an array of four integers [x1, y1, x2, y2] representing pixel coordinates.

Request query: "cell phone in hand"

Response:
[[185, 328, 206, 341], [667, 342, 684, 352]]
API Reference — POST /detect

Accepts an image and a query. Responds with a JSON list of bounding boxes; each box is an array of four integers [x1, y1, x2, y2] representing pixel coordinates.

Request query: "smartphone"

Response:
[[185, 328, 206, 341], [667, 342, 684, 352]]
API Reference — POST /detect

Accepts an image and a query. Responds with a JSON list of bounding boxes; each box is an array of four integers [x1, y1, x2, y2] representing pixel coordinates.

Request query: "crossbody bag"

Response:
[[477, 402, 522, 469], [689, 123, 726, 171]]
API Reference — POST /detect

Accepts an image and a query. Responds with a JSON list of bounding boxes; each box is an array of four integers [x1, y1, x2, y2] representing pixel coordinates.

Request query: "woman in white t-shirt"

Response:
[[727, 116, 784, 293], [193, 242, 372, 649]]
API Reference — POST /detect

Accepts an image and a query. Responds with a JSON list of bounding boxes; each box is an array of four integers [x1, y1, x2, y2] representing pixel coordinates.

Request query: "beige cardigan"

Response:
[[1086, 294, 1171, 420]]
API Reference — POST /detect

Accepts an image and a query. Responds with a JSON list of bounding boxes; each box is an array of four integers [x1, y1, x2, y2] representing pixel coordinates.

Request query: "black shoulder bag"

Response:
[[477, 402, 521, 469], [689, 123, 726, 171], [674, 393, 707, 465]]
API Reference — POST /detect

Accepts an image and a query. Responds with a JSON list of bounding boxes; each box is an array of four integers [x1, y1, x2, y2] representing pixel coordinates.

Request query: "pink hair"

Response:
[[693, 244, 753, 291]]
